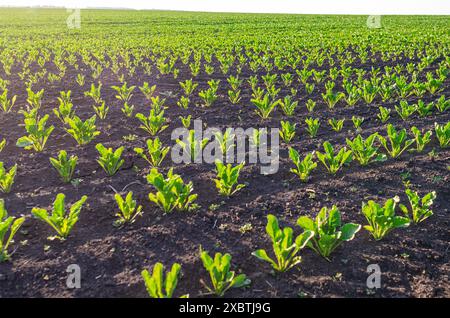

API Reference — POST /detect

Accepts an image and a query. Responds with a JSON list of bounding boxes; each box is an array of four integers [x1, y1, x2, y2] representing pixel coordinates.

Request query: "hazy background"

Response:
[[1, 0, 450, 14]]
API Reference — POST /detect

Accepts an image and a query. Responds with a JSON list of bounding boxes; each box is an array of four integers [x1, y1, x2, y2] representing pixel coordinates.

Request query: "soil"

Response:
[[0, 55, 449, 298]]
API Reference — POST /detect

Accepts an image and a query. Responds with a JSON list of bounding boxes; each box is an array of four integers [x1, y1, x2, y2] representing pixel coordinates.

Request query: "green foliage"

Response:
[[84, 82, 102, 104], [65, 115, 100, 146], [112, 82, 135, 103], [26, 87, 44, 109], [400, 189, 436, 223], [53, 90, 74, 123], [49, 150, 78, 183], [362, 196, 410, 240], [93, 101, 109, 120], [279, 120, 296, 143], [395, 100, 416, 121], [0, 199, 25, 262], [351, 116, 364, 130], [279, 95, 298, 116], [251, 94, 280, 119], [346, 133, 385, 166], [114, 191, 143, 226], [0, 138, 5, 152], [252, 214, 314, 272], [96, 143, 124, 176], [378, 124, 414, 158], [139, 82, 156, 100], [16, 114, 54, 152], [328, 118, 344, 132], [213, 160, 245, 196], [377, 106, 391, 123], [305, 117, 320, 137], [142, 262, 187, 298], [176, 129, 209, 162], [200, 248, 250, 296], [316, 141, 352, 174], [434, 121, 450, 148], [0, 162, 17, 193], [180, 79, 198, 96], [297, 206, 361, 260], [0, 89, 16, 113], [410, 127, 432, 152], [179, 115, 191, 128], [146, 168, 197, 213], [135, 109, 168, 136], [434, 95, 449, 112], [288, 148, 317, 182], [134, 137, 170, 167], [32, 193, 88, 240]]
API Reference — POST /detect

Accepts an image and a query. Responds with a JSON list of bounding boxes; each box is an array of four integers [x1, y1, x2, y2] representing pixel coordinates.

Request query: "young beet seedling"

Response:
[[0, 162, 17, 193], [346, 133, 386, 166], [361, 196, 410, 240], [316, 141, 352, 174], [288, 148, 317, 182], [279, 120, 296, 143], [141, 262, 188, 298], [176, 130, 209, 162], [400, 189, 436, 223], [297, 206, 361, 261], [0, 199, 25, 262], [49, 150, 78, 183], [146, 168, 198, 213], [135, 109, 168, 136], [378, 124, 414, 158], [134, 138, 170, 167], [32, 193, 88, 240], [434, 121, 450, 148], [213, 160, 245, 197], [16, 114, 54, 152], [410, 127, 432, 152], [252, 214, 314, 273], [96, 143, 125, 176], [65, 115, 100, 146], [199, 248, 251, 297], [114, 191, 143, 226]]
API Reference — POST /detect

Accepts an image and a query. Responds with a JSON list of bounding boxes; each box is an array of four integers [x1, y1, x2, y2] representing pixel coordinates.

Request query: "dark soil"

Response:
[[0, 55, 449, 298]]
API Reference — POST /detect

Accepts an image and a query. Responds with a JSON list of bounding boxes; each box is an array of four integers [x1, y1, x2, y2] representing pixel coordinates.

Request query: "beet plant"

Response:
[[65, 115, 100, 146], [199, 248, 250, 297], [96, 143, 124, 176], [0, 199, 25, 262], [114, 191, 143, 226], [213, 160, 245, 196], [252, 214, 314, 272], [32, 193, 88, 240], [297, 206, 361, 260], [16, 114, 54, 152], [141, 262, 187, 298], [49, 150, 78, 183], [134, 137, 170, 167]]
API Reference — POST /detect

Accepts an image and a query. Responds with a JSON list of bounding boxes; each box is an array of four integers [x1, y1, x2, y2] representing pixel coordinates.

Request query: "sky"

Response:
[[1, 0, 450, 14]]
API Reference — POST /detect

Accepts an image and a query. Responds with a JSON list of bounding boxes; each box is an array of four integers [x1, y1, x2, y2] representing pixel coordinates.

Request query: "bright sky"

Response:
[[2, 0, 450, 14]]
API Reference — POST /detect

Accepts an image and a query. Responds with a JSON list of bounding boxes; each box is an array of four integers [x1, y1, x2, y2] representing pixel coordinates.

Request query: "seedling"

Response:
[[297, 206, 361, 260], [252, 214, 314, 272], [96, 143, 124, 176], [200, 248, 250, 296], [32, 193, 88, 240], [0, 199, 25, 262], [49, 150, 78, 183]]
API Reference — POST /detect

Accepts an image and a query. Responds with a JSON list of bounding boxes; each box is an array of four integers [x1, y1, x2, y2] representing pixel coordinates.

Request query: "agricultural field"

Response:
[[0, 9, 449, 298]]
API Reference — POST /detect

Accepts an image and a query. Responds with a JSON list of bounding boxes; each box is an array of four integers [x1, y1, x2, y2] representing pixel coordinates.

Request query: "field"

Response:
[[0, 9, 449, 298]]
